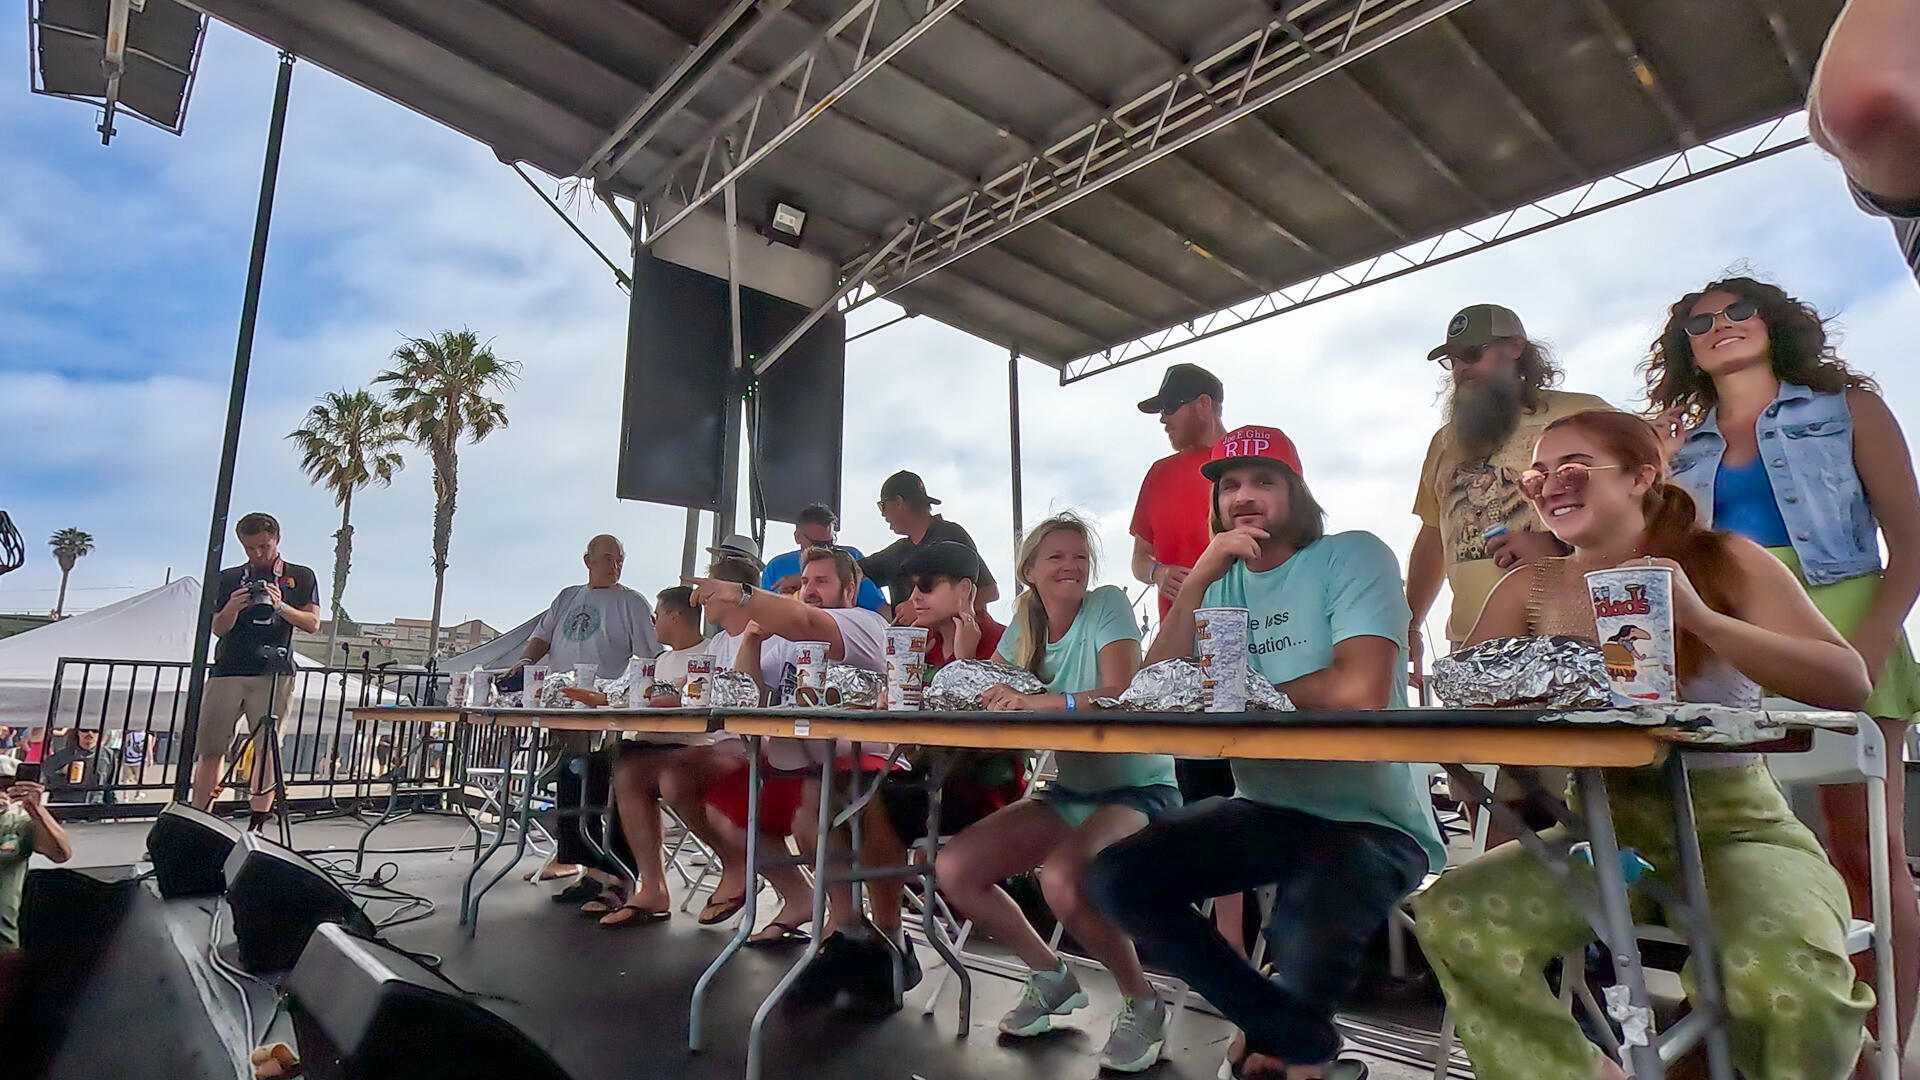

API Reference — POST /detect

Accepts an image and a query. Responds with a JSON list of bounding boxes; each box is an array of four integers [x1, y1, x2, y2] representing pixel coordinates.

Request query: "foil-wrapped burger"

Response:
[[924, 660, 1048, 711], [707, 670, 764, 709], [1429, 635, 1612, 709], [789, 663, 885, 710], [1097, 658, 1292, 712], [535, 672, 577, 709]]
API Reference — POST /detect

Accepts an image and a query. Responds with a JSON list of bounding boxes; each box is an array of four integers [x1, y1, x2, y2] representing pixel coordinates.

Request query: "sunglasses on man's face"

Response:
[[1158, 397, 1194, 419], [911, 575, 953, 595], [1682, 299, 1758, 337], [1434, 346, 1493, 372], [1518, 462, 1622, 501]]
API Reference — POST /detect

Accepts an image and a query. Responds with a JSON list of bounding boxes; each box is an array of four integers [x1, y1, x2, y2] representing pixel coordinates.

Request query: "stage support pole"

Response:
[[1008, 346, 1023, 585], [713, 166, 745, 549], [175, 52, 295, 803]]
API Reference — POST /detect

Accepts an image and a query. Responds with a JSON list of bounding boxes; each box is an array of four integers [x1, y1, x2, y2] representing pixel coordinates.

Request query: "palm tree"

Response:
[[48, 529, 94, 618], [376, 330, 519, 659], [289, 389, 406, 659]]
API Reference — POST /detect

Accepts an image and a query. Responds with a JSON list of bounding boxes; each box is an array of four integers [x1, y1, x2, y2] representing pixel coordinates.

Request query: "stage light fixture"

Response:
[[29, 0, 207, 144], [769, 199, 807, 245]]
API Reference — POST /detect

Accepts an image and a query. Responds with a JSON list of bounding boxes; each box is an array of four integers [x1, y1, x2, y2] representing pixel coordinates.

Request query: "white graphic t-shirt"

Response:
[[532, 583, 660, 672]]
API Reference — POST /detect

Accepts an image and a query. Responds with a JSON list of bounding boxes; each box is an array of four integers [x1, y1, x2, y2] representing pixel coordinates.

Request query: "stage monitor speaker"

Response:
[[223, 832, 376, 973], [289, 923, 574, 1080], [617, 251, 845, 522], [147, 802, 239, 898]]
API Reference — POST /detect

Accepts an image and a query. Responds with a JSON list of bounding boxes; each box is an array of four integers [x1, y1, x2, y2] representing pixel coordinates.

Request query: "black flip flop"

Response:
[[744, 921, 811, 948], [1221, 1050, 1367, 1080], [599, 904, 671, 929], [552, 879, 604, 904], [697, 892, 747, 926]]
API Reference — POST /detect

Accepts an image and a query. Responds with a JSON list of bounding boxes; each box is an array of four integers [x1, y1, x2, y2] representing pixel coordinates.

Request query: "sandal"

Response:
[[599, 903, 671, 929], [579, 887, 630, 916], [1217, 1034, 1367, 1080], [697, 892, 747, 926], [745, 921, 811, 948], [551, 879, 606, 904]]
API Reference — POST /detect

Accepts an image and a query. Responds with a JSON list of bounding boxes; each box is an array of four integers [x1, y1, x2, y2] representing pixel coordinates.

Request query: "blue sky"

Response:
[[5, 18, 1920, 646]]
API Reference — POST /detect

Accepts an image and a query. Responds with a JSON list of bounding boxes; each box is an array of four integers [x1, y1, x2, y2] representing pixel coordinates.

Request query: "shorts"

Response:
[[1031, 782, 1182, 829], [1175, 758, 1237, 802], [880, 753, 1029, 844], [706, 764, 806, 837], [197, 675, 295, 757]]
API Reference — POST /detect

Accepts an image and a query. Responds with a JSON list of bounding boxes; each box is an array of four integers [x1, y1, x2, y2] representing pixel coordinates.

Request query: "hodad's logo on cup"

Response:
[[1584, 565, 1677, 705]]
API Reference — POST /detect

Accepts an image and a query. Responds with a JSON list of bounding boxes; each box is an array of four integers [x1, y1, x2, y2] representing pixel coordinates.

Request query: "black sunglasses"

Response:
[[1158, 397, 1196, 419], [1682, 299, 1758, 337], [910, 574, 954, 594], [1433, 346, 1493, 372]]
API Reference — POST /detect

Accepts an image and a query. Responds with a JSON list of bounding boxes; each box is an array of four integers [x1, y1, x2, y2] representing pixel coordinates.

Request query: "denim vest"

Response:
[[1667, 383, 1881, 585]]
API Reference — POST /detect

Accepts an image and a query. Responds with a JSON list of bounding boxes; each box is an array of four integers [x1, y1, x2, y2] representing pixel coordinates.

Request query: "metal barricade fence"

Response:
[[27, 657, 470, 818]]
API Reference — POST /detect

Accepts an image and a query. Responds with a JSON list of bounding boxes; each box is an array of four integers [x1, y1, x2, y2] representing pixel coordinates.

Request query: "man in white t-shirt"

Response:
[[509, 534, 661, 891], [592, 585, 716, 925], [688, 547, 905, 1001]]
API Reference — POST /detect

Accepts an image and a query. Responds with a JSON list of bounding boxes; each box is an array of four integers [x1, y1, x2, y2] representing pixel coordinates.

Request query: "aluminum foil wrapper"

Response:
[[537, 672, 577, 709], [707, 669, 764, 709], [1430, 635, 1612, 709], [1097, 658, 1293, 712], [924, 660, 1047, 711], [594, 676, 632, 709]]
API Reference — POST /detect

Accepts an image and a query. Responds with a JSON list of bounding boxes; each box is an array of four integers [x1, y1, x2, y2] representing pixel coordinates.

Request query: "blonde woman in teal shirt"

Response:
[[935, 512, 1181, 1073]]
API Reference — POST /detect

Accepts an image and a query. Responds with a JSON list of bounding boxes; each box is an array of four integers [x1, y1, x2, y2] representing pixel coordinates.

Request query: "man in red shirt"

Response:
[[1131, 364, 1226, 620], [1129, 364, 1251, 955]]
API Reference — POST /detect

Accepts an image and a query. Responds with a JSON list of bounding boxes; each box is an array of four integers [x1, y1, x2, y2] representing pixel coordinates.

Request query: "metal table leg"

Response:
[[470, 723, 544, 936], [1575, 767, 1664, 1079], [460, 727, 515, 927], [1662, 754, 1735, 1080], [916, 754, 970, 1034], [690, 737, 762, 1052], [745, 753, 837, 1080]]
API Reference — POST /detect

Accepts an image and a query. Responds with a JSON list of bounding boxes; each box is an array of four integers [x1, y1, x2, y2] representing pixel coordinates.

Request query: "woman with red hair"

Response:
[[1412, 409, 1875, 1080]]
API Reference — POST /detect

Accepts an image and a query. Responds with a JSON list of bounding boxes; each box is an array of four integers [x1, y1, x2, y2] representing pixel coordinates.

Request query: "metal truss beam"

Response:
[[1747, 0, 1810, 94], [1435, 18, 1585, 183], [642, 0, 971, 248], [576, 0, 779, 179], [861, 0, 1480, 301], [1058, 116, 1807, 384], [1576, 0, 1699, 148]]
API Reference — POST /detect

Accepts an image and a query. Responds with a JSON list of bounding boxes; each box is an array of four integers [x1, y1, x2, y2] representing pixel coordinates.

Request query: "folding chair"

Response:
[[458, 753, 556, 863]]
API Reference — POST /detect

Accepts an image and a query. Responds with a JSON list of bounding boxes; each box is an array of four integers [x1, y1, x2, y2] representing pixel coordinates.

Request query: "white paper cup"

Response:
[[1584, 565, 1678, 704], [683, 656, 715, 705], [884, 626, 930, 659], [884, 655, 926, 711], [624, 656, 656, 695], [523, 664, 550, 709], [572, 663, 597, 689], [1195, 607, 1251, 713], [447, 671, 471, 708], [793, 641, 831, 705]]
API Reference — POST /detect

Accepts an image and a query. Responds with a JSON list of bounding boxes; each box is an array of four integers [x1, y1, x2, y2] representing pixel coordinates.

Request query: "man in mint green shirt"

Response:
[[1089, 424, 1442, 1080]]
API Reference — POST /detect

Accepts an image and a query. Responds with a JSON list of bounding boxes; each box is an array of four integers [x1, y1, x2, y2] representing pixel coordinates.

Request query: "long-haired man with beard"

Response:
[[1407, 305, 1609, 840]]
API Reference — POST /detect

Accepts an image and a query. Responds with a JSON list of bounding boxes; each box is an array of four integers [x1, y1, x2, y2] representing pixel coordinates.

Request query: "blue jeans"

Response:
[[1087, 796, 1424, 1064]]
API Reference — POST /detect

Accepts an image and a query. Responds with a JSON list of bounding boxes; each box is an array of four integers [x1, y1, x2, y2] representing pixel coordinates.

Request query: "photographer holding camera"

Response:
[[190, 513, 320, 829]]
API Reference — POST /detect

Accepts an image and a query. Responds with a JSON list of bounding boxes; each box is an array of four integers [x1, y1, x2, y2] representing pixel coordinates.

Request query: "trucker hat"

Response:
[[1201, 424, 1304, 482], [879, 470, 941, 506], [705, 533, 764, 572], [1137, 363, 1224, 414], [1427, 304, 1526, 361], [902, 540, 983, 582]]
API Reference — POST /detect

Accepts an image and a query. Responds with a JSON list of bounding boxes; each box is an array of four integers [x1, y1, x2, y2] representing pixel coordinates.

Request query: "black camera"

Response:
[[244, 578, 276, 620]]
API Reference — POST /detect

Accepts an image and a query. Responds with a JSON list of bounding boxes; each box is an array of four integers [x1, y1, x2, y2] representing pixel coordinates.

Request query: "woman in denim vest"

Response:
[[1646, 276, 1920, 1059]]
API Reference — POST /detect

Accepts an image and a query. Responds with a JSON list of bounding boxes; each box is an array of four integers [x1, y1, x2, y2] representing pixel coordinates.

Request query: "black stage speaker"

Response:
[[617, 252, 846, 521], [147, 802, 240, 898], [289, 924, 574, 1080], [223, 832, 376, 973]]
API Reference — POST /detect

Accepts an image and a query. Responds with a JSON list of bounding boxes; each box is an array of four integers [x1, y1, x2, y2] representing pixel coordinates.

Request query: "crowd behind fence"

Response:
[[14, 657, 487, 818]]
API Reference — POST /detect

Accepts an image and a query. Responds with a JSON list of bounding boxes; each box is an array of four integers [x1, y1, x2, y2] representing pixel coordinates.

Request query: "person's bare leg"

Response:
[[1037, 804, 1155, 1000], [792, 780, 854, 936], [863, 798, 910, 944], [247, 731, 275, 816], [933, 800, 1071, 972], [1214, 891, 1248, 959], [611, 752, 672, 912], [1818, 715, 1919, 1059], [660, 749, 752, 905], [190, 754, 223, 810], [701, 805, 812, 937]]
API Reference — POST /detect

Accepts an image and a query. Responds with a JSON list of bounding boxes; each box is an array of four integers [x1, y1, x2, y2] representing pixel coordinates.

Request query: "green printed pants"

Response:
[[1410, 763, 1873, 1080]]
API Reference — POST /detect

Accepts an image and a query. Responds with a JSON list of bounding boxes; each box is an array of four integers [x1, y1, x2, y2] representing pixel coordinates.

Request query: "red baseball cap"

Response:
[[1201, 425, 1303, 481]]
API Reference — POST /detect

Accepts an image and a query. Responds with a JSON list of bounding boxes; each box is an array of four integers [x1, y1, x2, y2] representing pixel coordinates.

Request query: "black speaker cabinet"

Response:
[[147, 803, 240, 898], [289, 924, 574, 1080], [223, 832, 376, 973]]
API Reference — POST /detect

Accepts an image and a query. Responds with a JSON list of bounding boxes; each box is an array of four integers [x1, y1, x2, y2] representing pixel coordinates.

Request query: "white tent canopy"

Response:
[[0, 577, 402, 733]]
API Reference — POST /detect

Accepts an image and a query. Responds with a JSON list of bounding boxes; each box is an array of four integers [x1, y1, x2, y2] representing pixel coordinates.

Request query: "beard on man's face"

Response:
[[1447, 370, 1525, 459]]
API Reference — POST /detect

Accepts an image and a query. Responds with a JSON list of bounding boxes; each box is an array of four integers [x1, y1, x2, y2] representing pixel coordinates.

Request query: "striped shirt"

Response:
[[1854, 183, 1920, 274]]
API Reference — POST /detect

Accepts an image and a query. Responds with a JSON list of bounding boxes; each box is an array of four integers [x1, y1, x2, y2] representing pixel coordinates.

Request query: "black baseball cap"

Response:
[[879, 470, 941, 506], [1427, 304, 1526, 361], [902, 541, 982, 582], [1137, 363, 1224, 414]]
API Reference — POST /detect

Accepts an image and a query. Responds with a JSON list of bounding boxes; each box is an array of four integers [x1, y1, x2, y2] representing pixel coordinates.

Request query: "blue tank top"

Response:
[[1713, 457, 1792, 547]]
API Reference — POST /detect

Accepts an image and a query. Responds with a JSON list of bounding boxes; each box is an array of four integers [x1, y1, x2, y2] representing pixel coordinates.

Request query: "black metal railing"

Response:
[[27, 657, 466, 819]]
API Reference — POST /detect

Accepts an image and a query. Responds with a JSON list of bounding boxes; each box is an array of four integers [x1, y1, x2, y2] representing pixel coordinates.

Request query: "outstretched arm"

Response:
[[1811, 0, 1920, 203]]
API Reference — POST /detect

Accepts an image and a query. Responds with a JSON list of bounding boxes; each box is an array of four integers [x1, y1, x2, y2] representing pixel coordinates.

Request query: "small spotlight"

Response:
[[769, 200, 806, 245]]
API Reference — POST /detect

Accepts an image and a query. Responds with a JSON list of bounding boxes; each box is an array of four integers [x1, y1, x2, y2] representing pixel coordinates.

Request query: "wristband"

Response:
[[1064, 692, 1077, 712], [1148, 561, 1162, 583]]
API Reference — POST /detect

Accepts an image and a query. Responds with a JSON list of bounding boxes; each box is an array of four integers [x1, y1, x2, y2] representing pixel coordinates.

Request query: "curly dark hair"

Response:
[[1642, 276, 1876, 423]]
